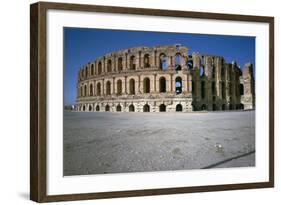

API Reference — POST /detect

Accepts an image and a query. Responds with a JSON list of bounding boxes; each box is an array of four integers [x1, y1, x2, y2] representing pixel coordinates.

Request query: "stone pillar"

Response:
[[170, 74, 173, 92], [136, 75, 142, 94], [125, 76, 127, 94], [241, 63, 255, 109], [112, 77, 115, 95], [139, 51, 142, 69], [188, 74, 192, 93], [154, 74, 157, 93], [123, 54, 126, 71]]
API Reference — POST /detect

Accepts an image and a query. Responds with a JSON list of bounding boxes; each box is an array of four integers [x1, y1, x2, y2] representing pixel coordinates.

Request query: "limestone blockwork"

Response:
[[76, 45, 255, 112]]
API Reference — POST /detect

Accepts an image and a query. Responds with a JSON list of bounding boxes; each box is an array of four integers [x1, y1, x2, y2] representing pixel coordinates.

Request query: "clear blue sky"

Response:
[[64, 27, 255, 105]]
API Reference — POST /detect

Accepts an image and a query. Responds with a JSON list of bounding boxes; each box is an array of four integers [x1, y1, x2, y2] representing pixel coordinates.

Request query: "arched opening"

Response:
[[212, 104, 216, 111], [229, 82, 232, 95], [175, 53, 181, 70], [199, 65, 204, 77], [201, 81, 205, 99], [212, 82, 216, 95], [239, 84, 244, 95], [129, 104, 135, 112], [118, 57, 123, 71], [229, 104, 233, 110], [130, 55, 136, 70], [84, 85, 87, 96], [159, 104, 166, 112], [144, 54, 150, 68], [91, 64, 94, 75], [96, 82, 101, 96], [175, 77, 182, 94], [116, 104, 122, 112], [239, 103, 244, 110], [89, 105, 92, 111], [105, 105, 110, 111], [117, 80, 122, 95], [212, 65, 216, 78], [187, 59, 193, 69], [98, 62, 102, 75], [129, 79, 135, 95], [176, 104, 182, 112], [106, 81, 111, 95], [221, 67, 225, 77], [83, 105, 86, 111], [107, 59, 112, 73], [222, 104, 226, 110], [221, 82, 226, 99], [82, 69, 85, 78], [159, 77, 166, 93], [201, 104, 207, 110], [143, 77, 150, 93], [90, 84, 93, 96], [159, 53, 167, 71], [80, 87, 82, 97], [85, 66, 88, 77], [143, 104, 150, 112], [96, 105, 100, 111]]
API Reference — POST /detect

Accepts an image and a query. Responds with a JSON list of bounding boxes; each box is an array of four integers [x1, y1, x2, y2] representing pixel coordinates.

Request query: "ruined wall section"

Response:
[[241, 63, 255, 109]]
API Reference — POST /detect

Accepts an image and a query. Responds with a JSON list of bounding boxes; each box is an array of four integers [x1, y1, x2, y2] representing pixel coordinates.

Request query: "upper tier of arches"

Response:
[[78, 45, 189, 81]]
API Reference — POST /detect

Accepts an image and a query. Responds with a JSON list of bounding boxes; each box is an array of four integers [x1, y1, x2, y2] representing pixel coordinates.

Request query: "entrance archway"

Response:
[[143, 104, 150, 112], [96, 105, 100, 111], [116, 104, 122, 112], [129, 104, 135, 112], [105, 105, 110, 111], [159, 104, 166, 112], [176, 104, 182, 112], [201, 104, 206, 110]]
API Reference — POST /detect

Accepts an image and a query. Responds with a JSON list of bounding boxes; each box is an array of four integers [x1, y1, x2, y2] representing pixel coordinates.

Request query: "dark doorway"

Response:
[[116, 105, 122, 112], [159, 104, 166, 112], [143, 78, 150, 93], [201, 104, 206, 110], [176, 104, 182, 112], [143, 104, 150, 112], [105, 105, 110, 111], [96, 105, 100, 111], [129, 104, 135, 112], [159, 77, 166, 93], [129, 79, 135, 95]]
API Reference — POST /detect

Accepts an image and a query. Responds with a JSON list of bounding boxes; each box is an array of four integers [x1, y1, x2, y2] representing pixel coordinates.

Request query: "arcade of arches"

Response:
[[76, 45, 255, 112]]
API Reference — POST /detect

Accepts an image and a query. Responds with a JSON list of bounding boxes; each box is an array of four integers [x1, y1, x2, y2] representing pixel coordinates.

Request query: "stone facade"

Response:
[[76, 45, 255, 112]]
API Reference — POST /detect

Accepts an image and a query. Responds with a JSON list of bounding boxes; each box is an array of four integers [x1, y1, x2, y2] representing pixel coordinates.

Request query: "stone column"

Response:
[[113, 77, 115, 95], [125, 76, 127, 94], [188, 74, 192, 93], [138, 51, 141, 69], [170, 74, 173, 92]]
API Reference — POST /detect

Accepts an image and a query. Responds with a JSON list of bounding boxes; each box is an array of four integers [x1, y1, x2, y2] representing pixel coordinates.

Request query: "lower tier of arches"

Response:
[[76, 99, 247, 112]]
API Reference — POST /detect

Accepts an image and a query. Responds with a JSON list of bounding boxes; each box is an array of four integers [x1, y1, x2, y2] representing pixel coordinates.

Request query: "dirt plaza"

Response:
[[63, 110, 255, 176]]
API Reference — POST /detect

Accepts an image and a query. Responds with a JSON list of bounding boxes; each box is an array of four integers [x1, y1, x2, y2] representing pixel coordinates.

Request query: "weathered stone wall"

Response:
[[76, 45, 255, 112]]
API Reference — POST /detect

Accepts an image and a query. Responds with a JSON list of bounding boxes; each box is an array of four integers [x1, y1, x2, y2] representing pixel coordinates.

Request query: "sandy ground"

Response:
[[63, 111, 255, 176]]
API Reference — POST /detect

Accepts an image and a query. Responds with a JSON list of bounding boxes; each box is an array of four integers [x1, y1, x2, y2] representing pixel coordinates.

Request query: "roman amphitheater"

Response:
[[75, 45, 255, 112]]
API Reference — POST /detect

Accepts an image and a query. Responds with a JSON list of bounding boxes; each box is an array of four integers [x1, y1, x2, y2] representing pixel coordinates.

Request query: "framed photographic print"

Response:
[[30, 1, 274, 202]]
